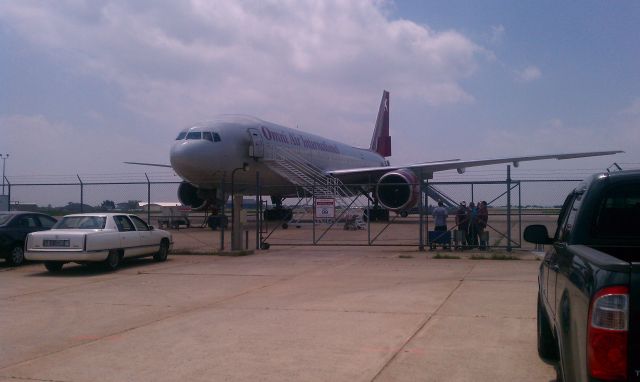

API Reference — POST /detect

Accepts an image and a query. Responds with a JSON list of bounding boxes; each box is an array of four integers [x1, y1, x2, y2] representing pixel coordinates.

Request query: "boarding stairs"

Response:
[[265, 147, 366, 222], [426, 185, 458, 209]]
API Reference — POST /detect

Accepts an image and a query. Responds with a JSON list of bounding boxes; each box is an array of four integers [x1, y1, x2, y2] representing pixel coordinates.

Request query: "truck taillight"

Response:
[[588, 285, 628, 381]]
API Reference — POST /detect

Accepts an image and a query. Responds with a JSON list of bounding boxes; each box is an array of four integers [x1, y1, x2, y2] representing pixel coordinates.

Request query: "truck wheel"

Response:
[[103, 250, 121, 271], [44, 261, 64, 273], [537, 294, 559, 362], [7, 244, 25, 266], [154, 240, 169, 262]]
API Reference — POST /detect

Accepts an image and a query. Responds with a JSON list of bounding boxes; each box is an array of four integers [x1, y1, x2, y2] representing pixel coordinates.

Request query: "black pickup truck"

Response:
[[525, 170, 640, 381]]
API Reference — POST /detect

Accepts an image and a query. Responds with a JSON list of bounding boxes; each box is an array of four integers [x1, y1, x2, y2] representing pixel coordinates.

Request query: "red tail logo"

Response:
[[370, 90, 391, 157]]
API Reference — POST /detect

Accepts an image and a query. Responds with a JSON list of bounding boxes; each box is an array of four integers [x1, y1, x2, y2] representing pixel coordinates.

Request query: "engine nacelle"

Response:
[[375, 168, 420, 212], [177, 182, 212, 211]]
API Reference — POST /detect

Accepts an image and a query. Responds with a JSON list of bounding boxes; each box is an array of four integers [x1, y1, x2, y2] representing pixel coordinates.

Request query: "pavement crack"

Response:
[[370, 264, 476, 382]]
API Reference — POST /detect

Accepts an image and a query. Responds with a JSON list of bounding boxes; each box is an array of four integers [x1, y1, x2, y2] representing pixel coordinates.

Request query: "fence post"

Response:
[[367, 177, 371, 245], [5, 177, 10, 211], [507, 165, 512, 252], [518, 181, 522, 249], [312, 179, 316, 245], [425, 176, 429, 249], [145, 173, 151, 224], [419, 169, 424, 251], [471, 183, 474, 204], [220, 177, 225, 251], [256, 171, 260, 250], [77, 175, 83, 213]]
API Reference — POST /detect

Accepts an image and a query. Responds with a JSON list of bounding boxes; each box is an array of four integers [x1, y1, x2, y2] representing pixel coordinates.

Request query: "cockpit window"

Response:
[[186, 132, 202, 140], [203, 132, 213, 142], [213, 132, 221, 142], [176, 132, 187, 140]]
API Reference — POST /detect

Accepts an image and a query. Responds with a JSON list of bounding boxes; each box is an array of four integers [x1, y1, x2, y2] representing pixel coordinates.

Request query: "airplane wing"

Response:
[[123, 161, 173, 168], [328, 150, 623, 180]]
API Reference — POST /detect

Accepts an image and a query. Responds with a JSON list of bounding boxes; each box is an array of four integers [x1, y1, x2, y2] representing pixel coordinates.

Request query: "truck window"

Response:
[[561, 193, 583, 242], [593, 183, 640, 240]]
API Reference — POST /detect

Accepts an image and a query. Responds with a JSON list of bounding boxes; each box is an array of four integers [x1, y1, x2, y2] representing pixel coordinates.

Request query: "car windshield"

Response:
[[54, 216, 106, 229], [0, 214, 12, 226]]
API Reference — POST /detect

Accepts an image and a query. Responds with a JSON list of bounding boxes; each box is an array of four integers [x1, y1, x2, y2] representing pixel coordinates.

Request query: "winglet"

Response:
[[369, 90, 391, 157]]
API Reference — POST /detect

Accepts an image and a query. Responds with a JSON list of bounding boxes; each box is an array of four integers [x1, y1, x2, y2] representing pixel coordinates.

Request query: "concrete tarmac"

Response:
[[0, 245, 555, 381]]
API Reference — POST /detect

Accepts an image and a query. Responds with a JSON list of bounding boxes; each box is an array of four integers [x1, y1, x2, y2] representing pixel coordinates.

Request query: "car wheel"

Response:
[[7, 245, 25, 266], [44, 261, 64, 273], [537, 293, 559, 362], [103, 250, 121, 271], [154, 240, 169, 262]]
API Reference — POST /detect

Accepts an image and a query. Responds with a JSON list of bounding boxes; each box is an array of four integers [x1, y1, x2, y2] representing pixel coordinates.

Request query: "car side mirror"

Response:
[[523, 225, 553, 245], [148, 225, 155, 231]]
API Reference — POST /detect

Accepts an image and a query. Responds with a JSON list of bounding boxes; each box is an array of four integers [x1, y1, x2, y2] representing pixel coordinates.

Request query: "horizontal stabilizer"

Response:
[[124, 161, 172, 168]]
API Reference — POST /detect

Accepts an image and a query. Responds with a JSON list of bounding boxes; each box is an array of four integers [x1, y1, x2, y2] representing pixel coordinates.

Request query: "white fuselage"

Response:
[[170, 115, 387, 193]]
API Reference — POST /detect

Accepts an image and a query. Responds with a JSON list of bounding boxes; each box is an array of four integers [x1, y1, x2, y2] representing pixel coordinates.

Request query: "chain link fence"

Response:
[[1, 173, 582, 252]]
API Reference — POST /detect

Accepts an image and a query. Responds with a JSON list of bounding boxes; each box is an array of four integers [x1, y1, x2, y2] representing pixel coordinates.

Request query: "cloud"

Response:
[[515, 65, 542, 83], [0, 1, 484, 142]]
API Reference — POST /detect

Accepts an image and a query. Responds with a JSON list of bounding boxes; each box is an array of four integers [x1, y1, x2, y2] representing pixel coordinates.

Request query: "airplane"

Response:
[[127, 91, 622, 217]]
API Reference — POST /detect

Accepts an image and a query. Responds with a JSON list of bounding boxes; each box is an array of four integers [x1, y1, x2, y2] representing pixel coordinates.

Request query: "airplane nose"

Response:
[[170, 141, 216, 183]]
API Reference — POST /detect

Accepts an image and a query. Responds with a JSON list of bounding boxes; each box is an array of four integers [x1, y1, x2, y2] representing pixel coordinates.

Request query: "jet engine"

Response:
[[375, 168, 420, 212], [177, 181, 213, 210]]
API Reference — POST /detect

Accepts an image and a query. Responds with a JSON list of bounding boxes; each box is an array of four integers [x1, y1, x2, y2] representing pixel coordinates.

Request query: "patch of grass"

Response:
[[399, 255, 414, 259], [470, 253, 518, 260], [174, 249, 255, 257], [490, 253, 518, 260], [433, 253, 460, 259]]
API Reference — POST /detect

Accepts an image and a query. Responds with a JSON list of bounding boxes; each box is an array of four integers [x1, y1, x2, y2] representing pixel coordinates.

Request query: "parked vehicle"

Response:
[[25, 213, 172, 272], [525, 170, 640, 381], [0, 211, 57, 266]]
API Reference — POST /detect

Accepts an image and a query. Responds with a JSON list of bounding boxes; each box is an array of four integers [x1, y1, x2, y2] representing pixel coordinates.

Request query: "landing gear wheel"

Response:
[[44, 261, 64, 273], [400, 210, 408, 218], [154, 240, 169, 262], [7, 245, 25, 266], [103, 250, 121, 271], [260, 242, 270, 250]]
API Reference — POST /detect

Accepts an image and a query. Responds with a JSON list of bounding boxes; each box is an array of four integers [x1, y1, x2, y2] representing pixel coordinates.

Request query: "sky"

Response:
[[1, 0, 639, 187]]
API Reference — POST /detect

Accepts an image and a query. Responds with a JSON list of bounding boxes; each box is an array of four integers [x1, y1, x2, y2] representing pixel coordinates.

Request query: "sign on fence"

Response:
[[0, 195, 7, 211], [315, 198, 335, 219]]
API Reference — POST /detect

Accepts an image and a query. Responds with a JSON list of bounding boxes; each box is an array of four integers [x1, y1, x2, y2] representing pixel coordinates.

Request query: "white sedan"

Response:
[[25, 213, 173, 272]]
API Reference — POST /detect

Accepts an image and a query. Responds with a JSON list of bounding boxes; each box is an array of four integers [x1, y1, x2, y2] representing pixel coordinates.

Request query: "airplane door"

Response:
[[248, 128, 264, 158]]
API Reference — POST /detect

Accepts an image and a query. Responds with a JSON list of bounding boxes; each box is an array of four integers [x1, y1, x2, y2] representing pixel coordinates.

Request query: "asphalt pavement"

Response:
[[0, 245, 555, 381]]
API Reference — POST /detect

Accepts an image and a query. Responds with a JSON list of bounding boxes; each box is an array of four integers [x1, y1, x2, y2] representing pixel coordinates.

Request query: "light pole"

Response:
[[1, 154, 8, 195], [231, 162, 250, 250]]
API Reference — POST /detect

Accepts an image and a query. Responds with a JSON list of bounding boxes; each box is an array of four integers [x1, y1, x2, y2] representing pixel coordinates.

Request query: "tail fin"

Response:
[[369, 90, 391, 157]]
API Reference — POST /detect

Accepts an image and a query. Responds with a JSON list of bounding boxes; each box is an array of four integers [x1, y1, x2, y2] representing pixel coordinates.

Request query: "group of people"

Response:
[[455, 201, 489, 249], [431, 200, 489, 249]]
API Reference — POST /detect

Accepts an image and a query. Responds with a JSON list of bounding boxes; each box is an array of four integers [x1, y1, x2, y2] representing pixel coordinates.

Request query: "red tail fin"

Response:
[[369, 90, 391, 157]]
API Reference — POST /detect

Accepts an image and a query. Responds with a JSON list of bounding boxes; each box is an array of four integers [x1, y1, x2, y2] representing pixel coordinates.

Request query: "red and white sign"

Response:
[[315, 198, 335, 219]]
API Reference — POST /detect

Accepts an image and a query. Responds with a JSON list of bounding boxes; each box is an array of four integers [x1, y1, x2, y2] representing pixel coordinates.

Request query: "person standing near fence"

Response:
[[467, 202, 478, 247], [477, 201, 489, 249], [432, 201, 448, 231], [455, 201, 469, 247]]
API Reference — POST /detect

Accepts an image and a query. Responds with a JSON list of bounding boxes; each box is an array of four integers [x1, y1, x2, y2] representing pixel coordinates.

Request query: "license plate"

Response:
[[43, 240, 70, 247]]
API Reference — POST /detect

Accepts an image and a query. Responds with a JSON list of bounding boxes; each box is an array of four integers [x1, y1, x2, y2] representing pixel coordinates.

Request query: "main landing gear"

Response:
[[264, 196, 293, 229]]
